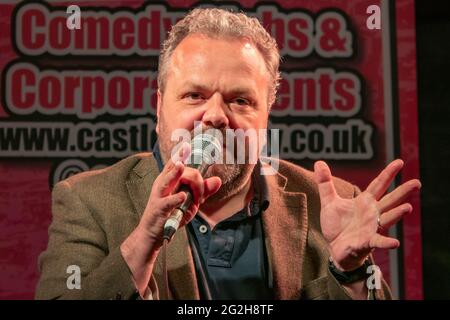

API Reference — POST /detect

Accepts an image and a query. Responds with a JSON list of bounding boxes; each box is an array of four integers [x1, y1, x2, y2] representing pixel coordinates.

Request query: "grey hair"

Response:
[[157, 8, 281, 108]]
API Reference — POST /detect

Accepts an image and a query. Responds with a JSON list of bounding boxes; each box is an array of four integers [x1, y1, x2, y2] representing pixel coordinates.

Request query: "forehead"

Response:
[[167, 34, 269, 90]]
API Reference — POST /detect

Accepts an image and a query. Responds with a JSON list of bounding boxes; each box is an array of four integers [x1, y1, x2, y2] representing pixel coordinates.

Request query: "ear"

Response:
[[156, 89, 162, 134]]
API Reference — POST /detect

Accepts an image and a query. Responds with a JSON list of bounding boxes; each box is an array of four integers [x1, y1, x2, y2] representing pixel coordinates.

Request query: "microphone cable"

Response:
[[162, 238, 170, 300]]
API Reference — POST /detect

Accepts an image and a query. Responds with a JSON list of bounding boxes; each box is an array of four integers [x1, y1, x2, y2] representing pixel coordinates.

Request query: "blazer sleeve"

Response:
[[325, 255, 394, 300], [35, 180, 144, 300]]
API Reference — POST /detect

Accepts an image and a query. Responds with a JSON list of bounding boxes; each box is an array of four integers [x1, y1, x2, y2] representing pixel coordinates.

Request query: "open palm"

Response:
[[314, 159, 421, 271]]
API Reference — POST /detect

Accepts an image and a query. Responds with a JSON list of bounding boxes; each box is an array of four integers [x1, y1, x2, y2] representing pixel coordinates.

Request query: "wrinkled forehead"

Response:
[[168, 34, 269, 83], [175, 34, 267, 69]]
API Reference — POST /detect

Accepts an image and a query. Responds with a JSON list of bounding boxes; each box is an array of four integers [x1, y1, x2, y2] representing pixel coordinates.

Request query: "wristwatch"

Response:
[[328, 257, 372, 284]]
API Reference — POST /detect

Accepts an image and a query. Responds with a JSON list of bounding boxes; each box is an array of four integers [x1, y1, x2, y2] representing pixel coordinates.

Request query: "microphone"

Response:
[[163, 130, 223, 241]]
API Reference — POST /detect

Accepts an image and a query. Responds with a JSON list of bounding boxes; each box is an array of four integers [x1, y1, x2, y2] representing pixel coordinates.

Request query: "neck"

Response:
[[199, 175, 254, 229]]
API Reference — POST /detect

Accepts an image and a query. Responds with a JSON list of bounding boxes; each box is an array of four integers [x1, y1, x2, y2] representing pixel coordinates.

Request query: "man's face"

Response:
[[156, 33, 270, 200]]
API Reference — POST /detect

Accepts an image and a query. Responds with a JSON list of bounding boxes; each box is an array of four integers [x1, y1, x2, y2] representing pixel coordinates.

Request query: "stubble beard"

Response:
[[157, 118, 255, 203]]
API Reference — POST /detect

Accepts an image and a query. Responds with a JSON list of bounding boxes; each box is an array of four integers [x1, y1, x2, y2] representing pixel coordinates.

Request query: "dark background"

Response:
[[416, 0, 450, 299]]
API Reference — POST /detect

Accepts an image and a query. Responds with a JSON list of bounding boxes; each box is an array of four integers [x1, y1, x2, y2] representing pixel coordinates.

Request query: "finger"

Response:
[[377, 179, 421, 213], [369, 233, 400, 250], [179, 177, 221, 226], [159, 191, 187, 214], [380, 203, 412, 229], [366, 159, 404, 200], [170, 142, 191, 164], [156, 161, 185, 197], [201, 176, 222, 203], [177, 167, 205, 206], [181, 202, 199, 226], [314, 161, 338, 205], [157, 142, 189, 179]]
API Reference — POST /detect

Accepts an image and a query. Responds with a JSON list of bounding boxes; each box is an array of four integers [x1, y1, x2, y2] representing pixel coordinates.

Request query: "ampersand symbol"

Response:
[[319, 17, 347, 52]]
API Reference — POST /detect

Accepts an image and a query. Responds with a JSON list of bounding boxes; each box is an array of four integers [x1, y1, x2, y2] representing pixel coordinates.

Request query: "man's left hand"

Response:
[[314, 159, 421, 271]]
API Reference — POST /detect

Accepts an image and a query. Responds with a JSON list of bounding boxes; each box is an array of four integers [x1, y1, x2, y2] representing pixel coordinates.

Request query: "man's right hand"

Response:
[[120, 143, 222, 296]]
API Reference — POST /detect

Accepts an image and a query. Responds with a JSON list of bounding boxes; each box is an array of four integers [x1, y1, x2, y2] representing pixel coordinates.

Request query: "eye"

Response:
[[232, 97, 251, 106], [184, 92, 204, 101]]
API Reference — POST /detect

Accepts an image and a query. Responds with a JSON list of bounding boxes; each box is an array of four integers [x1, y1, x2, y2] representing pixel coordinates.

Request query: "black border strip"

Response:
[[388, 0, 405, 300]]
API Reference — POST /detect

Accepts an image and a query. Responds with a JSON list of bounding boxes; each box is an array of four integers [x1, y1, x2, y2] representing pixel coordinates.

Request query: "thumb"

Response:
[[314, 160, 338, 205], [202, 176, 222, 201]]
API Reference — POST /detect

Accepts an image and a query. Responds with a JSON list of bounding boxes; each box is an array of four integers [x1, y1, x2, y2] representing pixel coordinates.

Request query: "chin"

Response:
[[206, 163, 236, 179], [208, 164, 254, 202]]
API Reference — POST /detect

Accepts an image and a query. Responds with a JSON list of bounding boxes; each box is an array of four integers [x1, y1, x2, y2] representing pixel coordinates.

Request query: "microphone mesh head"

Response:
[[189, 129, 223, 168]]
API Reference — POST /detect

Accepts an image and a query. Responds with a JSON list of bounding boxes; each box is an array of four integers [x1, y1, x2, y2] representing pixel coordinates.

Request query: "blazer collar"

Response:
[[125, 154, 307, 300]]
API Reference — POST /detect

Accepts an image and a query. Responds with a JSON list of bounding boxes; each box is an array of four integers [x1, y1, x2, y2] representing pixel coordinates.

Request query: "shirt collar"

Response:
[[152, 140, 165, 172], [251, 161, 270, 214]]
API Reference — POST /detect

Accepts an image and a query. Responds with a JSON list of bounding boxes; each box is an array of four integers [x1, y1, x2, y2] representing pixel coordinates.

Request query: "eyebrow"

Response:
[[180, 82, 210, 93], [181, 81, 258, 97]]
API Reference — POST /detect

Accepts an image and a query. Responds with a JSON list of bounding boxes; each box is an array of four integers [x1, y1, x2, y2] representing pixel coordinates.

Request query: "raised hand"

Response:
[[314, 159, 421, 271]]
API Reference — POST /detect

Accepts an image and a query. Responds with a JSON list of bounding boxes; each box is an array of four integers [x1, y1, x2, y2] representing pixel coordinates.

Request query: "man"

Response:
[[36, 8, 420, 300]]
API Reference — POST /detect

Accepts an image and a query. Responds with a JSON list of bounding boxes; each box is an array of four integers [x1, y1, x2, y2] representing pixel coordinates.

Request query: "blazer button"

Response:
[[115, 292, 122, 300]]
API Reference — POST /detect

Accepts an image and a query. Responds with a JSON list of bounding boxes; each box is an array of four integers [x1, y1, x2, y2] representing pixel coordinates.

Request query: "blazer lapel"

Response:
[[262, 172, 308, 300], [125, 155, 199, 299]]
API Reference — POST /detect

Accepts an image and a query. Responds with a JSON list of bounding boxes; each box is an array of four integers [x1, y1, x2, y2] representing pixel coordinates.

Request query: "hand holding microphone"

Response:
[[131, 130, 222, 247], [163, 130, 223, 241], [120, 131, 222, 294]]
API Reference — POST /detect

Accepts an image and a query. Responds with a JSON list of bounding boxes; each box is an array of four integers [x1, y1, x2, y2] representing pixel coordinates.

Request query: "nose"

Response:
[[201, 94, 229, 129]]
